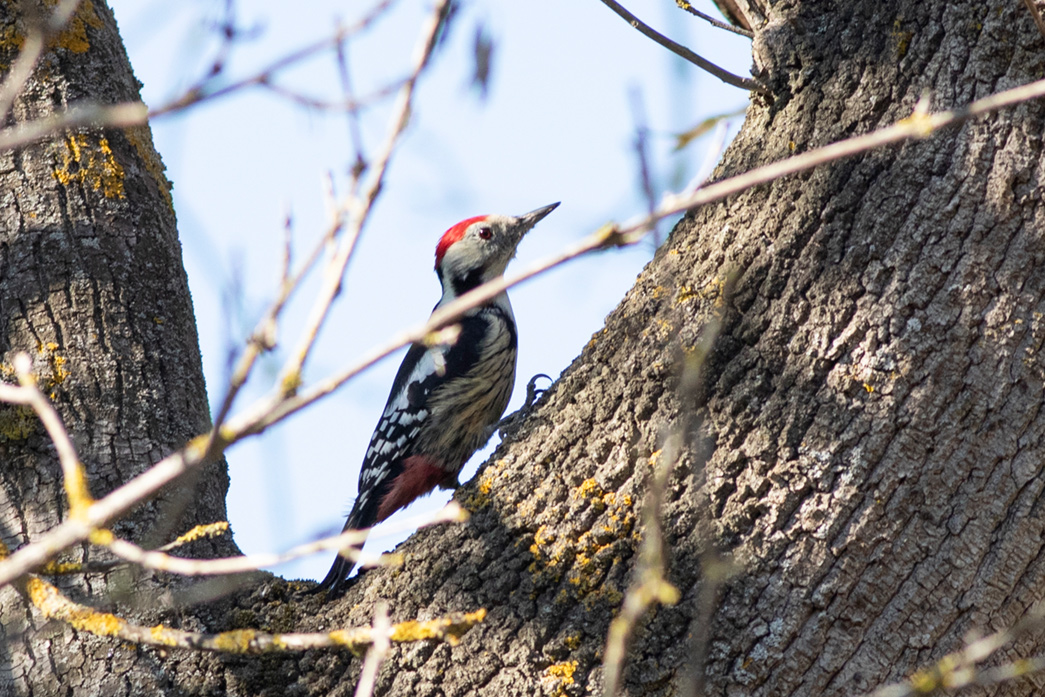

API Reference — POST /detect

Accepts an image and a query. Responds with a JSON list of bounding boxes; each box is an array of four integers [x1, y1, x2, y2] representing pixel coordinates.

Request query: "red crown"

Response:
[[435, 215, 488, 267]]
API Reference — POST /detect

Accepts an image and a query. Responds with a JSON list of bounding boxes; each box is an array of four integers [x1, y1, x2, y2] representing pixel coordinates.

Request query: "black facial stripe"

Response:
[[450, 267, 485, 296]]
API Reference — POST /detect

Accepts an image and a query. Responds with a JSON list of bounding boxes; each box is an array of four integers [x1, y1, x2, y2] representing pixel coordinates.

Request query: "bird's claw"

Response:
[[523, 373, 551, 410], [496, 373, 552, 435]]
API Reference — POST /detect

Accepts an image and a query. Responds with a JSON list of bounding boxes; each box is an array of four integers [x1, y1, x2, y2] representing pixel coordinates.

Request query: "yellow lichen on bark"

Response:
[[27, 577, 126, 636], [87, 528, 113, 545], [0, 21, 24, 54], [0, 0, 102, 62], [123, 124, 174, 209], [46, 0, 103, 54], [528, 477, 636, 606], [37, 561, 85, 575], [542, 661, 578, 697], [53, 133, 125, 199]]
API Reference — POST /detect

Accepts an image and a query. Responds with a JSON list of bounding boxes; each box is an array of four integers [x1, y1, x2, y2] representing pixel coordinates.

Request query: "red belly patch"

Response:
[[375, 455, 448, 522]]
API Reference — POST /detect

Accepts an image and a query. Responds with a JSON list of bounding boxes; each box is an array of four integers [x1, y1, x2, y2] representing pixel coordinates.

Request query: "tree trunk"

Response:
[[0, 1, 236, 694], [293, 1, 1045, 695], [5, 0, 1045, 696]]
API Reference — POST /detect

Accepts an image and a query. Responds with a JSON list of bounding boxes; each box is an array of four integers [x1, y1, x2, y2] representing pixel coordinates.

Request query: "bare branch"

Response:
[[229, 76, 1045, 437], [628, 88, 659, 246], [38, 522, 230, 576], [276, 0, 450, 386], [208, 1, 447, 445], [0, 353, 92, 516], [147, 0, 399, 119], [355, 603, 392, 697], [604, 296, 726, 697], [675, 0, 754, 38], [0, 1, 400, 155], [0, 102, 148, 153], [21, 576, 485, 653], [862, 601, 1045, 696], [93, 503, 465, 577], [334, 23, 369, 177], [157, 521, 231, 551], [602, 445, 681, 696], [1022, 0, 1045, 41], [258, 77, 407, 114], [641, 79, 1045, 226], [598, 0, 769, 95]]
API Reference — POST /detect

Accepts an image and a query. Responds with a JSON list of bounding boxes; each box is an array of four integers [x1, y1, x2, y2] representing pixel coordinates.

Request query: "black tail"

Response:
[[312, 549, 359, 598], [311, 500, 376, 599]]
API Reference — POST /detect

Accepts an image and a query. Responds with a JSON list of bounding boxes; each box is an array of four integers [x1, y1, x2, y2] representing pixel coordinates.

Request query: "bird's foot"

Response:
[[497, 373, 552, 435]]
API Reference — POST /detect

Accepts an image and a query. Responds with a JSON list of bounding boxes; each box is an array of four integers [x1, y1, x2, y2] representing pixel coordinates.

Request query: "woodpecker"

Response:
[[315, 202, 559, 597]]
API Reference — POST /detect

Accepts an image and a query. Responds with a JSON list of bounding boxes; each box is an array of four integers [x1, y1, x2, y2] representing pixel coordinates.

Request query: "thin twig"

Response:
[[604, 301, 725, 697], [208, 1, 446, 445], [637, 79, 1045, 226], [40, 522, 230, 576], [157, 521, 230, 551], [279, 207, 294, 300], [672, 296, 734, 697], [334, 25, 369, 177], [1023, 0, 1045, 41], [355, 603, 392, 697], [0, 102, 148, 153], [259, 78, 406, 114], [629, 88, 659, 246], [148, 0, 398, 119], [675, 0, 754, 38], [209, 182, 338, 434], [0, 1, 401, 156], [603, 444, 681, 696], [276, 0, 450, 387], [0, 355, 92, 516], [94, 503, 465, 577], [22, 575, 484, 653], [861, 601, 1045, 697], [689, 119, 731, 189], [599, 0, 769, 95], [223, 77, 1045, 438]]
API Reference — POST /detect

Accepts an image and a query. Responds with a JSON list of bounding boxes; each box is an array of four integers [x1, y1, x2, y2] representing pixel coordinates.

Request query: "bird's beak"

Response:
[[519, 202, 560, 228]]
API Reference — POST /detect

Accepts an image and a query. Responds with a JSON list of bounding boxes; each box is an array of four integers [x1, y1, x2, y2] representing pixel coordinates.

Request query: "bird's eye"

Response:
[[478, 226, 493, 240]]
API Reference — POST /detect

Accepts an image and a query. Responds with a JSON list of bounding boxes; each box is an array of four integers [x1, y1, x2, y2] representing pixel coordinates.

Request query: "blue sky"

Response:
[[107, 0, 751, 581]]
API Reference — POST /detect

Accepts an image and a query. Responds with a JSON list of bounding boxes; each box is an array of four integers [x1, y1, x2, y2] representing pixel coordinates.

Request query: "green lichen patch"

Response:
[[0, 403, 37, 441]]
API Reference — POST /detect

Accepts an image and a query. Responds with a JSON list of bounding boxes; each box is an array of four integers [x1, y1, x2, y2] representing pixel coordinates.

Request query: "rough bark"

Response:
[[5, 0, 1045, 696], [0, 1, 237, 695]]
